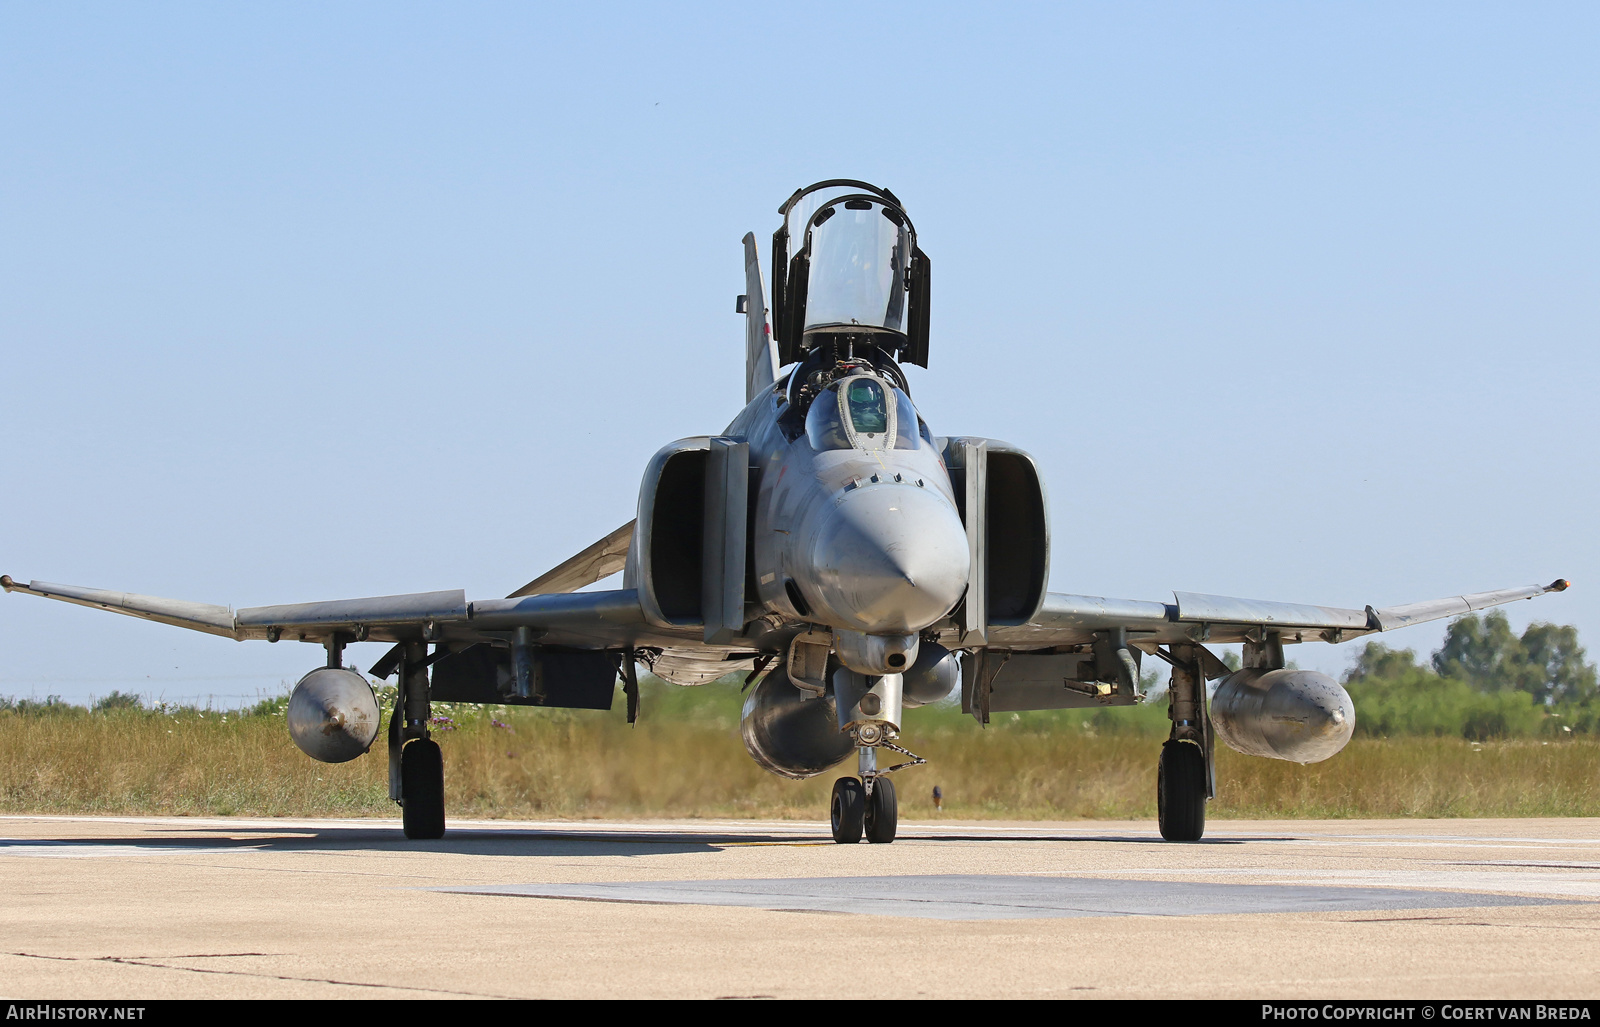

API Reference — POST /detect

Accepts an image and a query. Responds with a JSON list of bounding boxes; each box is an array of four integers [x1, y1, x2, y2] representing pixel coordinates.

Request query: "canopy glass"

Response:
[[802, 200, 910, 336]]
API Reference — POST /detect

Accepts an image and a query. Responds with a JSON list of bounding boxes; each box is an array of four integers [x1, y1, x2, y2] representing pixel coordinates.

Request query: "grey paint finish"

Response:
[[0, 179, 1572, 777], [702, 437, 748, 645], [2, 579, 237, 638], [438, 874, 1569, 921], [1370, 582, 1557, 631], [980, 580, 1568, 652], [237, 590, 468, 632], [1174, 591, 1371, 631], [741, 232, 777, 403], [1211, 669, 1356, 763]]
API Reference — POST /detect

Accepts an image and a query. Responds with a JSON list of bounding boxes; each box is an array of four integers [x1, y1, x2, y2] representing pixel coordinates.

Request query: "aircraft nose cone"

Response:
[[807, 484, 969, 634]]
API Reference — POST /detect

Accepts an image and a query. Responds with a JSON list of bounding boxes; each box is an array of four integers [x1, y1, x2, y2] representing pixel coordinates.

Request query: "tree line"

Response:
[[1344, 611, 1597, 739]]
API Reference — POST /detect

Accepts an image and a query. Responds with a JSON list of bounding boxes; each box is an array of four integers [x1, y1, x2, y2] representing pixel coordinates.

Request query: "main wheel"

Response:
[[830, 777, 865, 844], [1158, 739, 1206, 842], [864, 776, 897, 844], [401, 738, 446, 840]]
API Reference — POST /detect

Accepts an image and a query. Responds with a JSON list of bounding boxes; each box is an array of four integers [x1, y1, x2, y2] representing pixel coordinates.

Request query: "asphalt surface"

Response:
[[1, 814, 1598, 999]]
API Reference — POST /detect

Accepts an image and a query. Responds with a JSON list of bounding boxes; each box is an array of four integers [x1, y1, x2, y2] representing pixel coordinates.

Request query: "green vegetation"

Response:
[[0, 610, 1594, 821], [1345, 611, 1599, 739]]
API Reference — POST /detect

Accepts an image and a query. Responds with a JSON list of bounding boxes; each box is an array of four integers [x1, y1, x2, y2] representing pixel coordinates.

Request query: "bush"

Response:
[[0, 695, 71, 716], [91, 691, 144, 713]]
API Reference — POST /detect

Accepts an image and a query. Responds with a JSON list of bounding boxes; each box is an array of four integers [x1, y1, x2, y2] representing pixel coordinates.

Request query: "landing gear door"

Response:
[[703, 437, 749, 644]]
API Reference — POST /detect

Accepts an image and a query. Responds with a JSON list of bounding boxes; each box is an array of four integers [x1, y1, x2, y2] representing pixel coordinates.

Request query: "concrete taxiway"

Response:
[[1, 815, 1598, 999]]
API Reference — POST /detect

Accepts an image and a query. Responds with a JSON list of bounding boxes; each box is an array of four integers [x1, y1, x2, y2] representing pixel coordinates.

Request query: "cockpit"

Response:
[[771, 180, 930, 371], [804, 373, 930, 453], [767, 181, 938, 451]]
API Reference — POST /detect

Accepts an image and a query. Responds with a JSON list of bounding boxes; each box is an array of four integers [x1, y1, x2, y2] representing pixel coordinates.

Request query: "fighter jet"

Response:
[[3, 180, 1570, 843]]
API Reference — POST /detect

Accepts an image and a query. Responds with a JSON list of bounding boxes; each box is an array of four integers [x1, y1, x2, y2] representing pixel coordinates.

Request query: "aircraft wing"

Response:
[[0, 575, 470, 643], [1, 574, 695, 651], [986, 579, 1571, 651], [2, 522, 678, 681], [0, 576, 242, 639]]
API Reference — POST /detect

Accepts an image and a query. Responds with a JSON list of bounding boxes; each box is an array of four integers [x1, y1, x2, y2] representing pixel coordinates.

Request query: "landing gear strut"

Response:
[[1158, 644, 1214, 842], [390, 640, 446, 840]]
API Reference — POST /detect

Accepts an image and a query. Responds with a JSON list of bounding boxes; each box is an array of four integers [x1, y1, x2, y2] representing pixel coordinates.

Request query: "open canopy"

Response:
[[772, 181, 930, 368]]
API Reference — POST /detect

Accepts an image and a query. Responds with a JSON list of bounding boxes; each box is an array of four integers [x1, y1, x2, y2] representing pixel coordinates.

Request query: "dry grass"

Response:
[[1, 682, 1596, 820]]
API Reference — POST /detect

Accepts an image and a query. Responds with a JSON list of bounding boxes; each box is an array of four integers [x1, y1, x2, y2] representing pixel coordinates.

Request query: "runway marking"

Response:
[[435, 874, 1575, 921], [0, 841, 205, 859], [1447, 860, 1600, 869], [998, 866, 1600, 900]]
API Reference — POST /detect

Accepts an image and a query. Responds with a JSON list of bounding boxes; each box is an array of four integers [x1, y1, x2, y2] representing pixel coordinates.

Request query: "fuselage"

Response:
[[727, 355, 969, 665]]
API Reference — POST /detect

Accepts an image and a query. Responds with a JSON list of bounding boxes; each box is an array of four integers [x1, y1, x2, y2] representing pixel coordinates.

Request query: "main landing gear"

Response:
[[1158, 644, 1214, 842], [1158, 740, 1206, 841], [829, 743, 919, 844], [391, 641, 446, 840]]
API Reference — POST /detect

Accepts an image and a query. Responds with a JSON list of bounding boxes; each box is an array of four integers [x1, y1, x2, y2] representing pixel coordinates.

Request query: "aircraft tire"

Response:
[[864, 776, 897, 844], [1158, 739, 1206, 842], [830, 777, 865, 844], [401, 738, 446, 840]]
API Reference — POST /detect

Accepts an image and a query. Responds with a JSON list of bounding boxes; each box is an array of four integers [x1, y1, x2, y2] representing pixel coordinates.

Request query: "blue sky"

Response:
[[2, 2, 1596, 705]]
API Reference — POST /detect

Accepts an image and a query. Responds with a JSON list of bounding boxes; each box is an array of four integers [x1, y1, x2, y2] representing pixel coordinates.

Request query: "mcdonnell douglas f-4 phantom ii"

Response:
[[3, 180, 1571, 843]]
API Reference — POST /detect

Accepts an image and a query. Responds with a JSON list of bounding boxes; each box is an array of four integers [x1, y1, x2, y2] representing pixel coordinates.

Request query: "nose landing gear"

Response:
[[828, 741, 925, 844]]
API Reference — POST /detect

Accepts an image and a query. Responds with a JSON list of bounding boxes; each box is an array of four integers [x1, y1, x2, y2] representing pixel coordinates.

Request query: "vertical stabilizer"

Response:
[[742, 232, 778, 402]]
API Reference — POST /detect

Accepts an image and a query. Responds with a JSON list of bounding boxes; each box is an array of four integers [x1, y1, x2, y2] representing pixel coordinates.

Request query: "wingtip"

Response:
[[1548, 578, 1572, 592], [0, 575, 13, 592]]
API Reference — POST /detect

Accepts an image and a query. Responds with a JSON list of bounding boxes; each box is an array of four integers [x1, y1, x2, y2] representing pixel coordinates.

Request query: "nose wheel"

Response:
[[864, 776, 897, 843], [830, 777, 864, 843]]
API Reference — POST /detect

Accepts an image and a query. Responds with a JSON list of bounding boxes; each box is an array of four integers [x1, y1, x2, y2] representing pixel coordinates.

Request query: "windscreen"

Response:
[[802, 201, 910, 335], [805, 390, 852, 451], [892, 389, 920, 450], [844, 377, 888, 435], [805, 376, 898, 452]]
